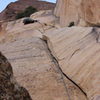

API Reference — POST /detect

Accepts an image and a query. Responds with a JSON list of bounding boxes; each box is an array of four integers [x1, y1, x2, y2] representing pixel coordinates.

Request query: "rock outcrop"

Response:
[[0, 52, 32, 100], [0, 10, 87, 100], [0, 10, 100, 100], [45, 27, 100, 100], [0, 0, 55, 22], [54, 0, 100, 27]]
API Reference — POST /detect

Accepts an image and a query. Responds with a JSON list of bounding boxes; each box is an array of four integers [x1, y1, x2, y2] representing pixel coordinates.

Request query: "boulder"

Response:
[[23, 18, 38, 25], [0, 52, 32, 100]]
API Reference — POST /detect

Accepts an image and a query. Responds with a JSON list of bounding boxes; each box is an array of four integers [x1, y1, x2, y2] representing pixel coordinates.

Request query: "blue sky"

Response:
[[0, 0, 56, 13]]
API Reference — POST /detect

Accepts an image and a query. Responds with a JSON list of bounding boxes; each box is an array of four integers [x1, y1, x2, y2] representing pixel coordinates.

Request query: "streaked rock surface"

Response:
[[54, 0, 81, 26], [45, 27, 100, 100], [0, 52, 32, 100], [0, 10, 87, 100], [0, 10, 100, 100], [0, 36, 87, 100], [54, 0, 100, 27]]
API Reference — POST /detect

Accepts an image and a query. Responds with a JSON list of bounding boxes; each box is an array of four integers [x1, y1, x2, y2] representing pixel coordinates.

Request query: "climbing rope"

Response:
[[53, 58, 71, 100], [44, 39, 71, 100]]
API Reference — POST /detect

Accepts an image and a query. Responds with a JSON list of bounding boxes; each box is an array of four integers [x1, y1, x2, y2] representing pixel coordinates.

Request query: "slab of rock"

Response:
[[0, 10, 59, 44], [45, 26, 100, 100], [54, 0, 81, 26], [0, 52, 32, 100], [1, 9, 98, 100], [0, 36, 87, 100], [0, 11, 87, 99]]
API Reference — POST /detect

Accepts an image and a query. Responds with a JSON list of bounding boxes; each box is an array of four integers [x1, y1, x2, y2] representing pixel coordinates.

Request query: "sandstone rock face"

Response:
[[0, 10, 100, 100], [80, 0, 100, 26], [54, 0, 81, 26], [0, 52, 32, 100], [45, 27, 100, 100], [0, 36, 87, 100], [54, 0, 100, 27], [0, 10, 87, 100]]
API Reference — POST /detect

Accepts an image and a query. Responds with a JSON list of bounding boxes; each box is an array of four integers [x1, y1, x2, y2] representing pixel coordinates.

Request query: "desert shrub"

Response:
[[23, 6, 37, 17], [16, 6, 37, 19], [68, 22, 74, 27], [15, 12, 24, 19]]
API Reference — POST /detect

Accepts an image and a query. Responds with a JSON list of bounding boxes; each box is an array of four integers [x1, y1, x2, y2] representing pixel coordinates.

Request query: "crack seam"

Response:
[[42, 39, 71, 100], [41, 37, 88, 100]]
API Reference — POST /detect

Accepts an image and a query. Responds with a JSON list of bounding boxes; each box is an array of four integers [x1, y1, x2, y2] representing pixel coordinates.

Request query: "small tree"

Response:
[[15, 6, 37, 19]]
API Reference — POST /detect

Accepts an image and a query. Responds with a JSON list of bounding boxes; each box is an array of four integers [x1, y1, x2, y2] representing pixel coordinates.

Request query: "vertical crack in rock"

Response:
[[0, 52, 32, 100], [41, 37, 88, 100], [41, 39, 71, 100]]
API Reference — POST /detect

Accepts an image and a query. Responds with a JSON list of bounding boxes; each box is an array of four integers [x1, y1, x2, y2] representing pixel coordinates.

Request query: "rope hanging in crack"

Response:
[[53, 59, 71, 100], [42, 39, 71, 100]]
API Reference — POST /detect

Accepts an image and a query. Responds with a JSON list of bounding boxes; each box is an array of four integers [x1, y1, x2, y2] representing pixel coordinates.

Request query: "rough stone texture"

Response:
[[54, 0, 100, 27], [0, 10, 59, 44], [0, 11, 87, 100], [54, 0, 81, 26], [80, 0, 100, 26], [0, 9, 100, 100], [45, 27, 100, 100], [0, 0, 55, 22], [0, 37, 87, 100], [0, 52, 32, 100]]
